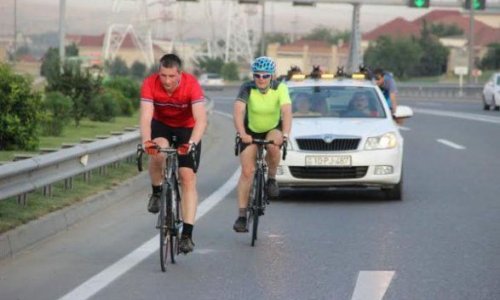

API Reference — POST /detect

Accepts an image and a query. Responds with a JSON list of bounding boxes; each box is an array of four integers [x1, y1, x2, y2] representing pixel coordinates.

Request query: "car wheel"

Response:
[[382, 174, 403, 201], [493, 97, 500, 111], [483, 95, 490, 110]]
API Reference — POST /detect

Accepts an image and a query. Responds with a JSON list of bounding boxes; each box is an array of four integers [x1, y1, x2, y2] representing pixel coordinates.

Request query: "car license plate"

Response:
[[305, 155, 351, 166]]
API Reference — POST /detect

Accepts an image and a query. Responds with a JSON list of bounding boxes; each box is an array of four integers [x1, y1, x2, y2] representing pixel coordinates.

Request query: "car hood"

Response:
[[291, 118, 397, 139]]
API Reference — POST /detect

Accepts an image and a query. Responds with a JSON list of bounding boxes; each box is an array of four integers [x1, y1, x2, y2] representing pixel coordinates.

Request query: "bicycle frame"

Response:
[[137, 142, 189, 272]]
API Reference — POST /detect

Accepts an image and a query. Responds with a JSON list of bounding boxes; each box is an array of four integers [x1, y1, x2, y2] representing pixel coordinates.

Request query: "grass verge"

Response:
[[0, 160, 139, 234]]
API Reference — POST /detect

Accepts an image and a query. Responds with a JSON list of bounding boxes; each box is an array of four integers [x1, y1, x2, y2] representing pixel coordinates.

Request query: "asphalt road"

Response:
[[1, 88, 500, 300]]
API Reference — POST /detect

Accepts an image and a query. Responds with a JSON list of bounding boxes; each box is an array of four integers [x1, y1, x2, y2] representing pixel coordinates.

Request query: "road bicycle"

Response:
[[235, 135, 287, 246], [137, 139, 196, 272]]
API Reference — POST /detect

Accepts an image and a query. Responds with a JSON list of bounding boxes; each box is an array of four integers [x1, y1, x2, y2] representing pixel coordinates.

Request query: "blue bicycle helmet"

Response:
[[251, 56, 276, 74]]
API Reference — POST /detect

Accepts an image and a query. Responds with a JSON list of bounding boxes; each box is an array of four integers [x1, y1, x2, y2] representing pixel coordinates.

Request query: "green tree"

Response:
[[194, 56, 224, 74], [364, 36, 422, 78], [0, 63, 43, 150], [255, 32, 291, 56], [40, 43, 79, 83], [480, 43, 500, 70], [417, 21, 450, 76], [130, 61, 146, 79], [107, 57, 129, 77], [42, 91, 72, 136], [303, 26, 350, 45], [430, 23, 463, 37], [221, 62, 239, 81], [88, 91, 120, 122], [46, 61, 102, 126], [103, 76, 140, 109]]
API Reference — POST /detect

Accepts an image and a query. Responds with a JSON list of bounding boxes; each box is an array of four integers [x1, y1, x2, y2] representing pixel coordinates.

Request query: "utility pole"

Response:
[[260, 0, 266, 56], [13, 0, 17, 63], [59, 0, 66, 73], [467, 0, 475, 84]]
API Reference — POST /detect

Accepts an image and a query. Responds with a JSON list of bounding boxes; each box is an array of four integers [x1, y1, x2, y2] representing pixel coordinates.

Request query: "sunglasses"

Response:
[[253, 73, 272, 79]]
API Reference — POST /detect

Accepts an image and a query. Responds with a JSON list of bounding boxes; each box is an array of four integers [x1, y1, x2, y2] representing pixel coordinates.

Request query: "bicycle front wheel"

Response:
[[251, 172, 264, 247], [159, 187, 169, 272]]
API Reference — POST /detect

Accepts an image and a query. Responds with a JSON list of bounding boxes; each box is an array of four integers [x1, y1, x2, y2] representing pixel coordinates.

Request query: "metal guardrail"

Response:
[[0, 97, 215, 204], [0, 131, 140, 203], [397, 83, 483, 100]]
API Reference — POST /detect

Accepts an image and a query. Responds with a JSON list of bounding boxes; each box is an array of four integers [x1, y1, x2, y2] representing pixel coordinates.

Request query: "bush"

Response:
[[105, 88, 133, 116], [88, 92, 120, 122], [103, 76, 140, 109], [41, 91, 72, 136], [0, 63, 43, 150]]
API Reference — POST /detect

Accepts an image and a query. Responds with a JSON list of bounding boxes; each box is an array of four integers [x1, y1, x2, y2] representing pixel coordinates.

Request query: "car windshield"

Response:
[[289, 86, 386, 118], [496, 75, 500, 85]]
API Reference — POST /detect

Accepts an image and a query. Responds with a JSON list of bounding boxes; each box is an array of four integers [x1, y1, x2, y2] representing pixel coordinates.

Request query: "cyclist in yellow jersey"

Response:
[[233, 56, 292, 232]]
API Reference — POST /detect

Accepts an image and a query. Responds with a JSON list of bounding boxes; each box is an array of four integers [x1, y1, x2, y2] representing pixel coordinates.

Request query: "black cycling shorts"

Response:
[[151, 119, 201, 172], [239, 121, 282, 153]]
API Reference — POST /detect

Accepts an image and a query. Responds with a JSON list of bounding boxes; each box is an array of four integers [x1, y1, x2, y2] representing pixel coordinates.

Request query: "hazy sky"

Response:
[[0, 0, 475, 40]]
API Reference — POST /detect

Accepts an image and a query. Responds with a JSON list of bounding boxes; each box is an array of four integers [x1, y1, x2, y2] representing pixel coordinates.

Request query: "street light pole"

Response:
[[260, 0, 266, 56], [467, 0, 475, 84], [59, 0, 66, 73], [13, 0, 17, 63]]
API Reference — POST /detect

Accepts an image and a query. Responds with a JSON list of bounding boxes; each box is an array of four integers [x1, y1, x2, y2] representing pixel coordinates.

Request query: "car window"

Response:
[[496, 75, 500, 86], [289, 86, 386, 118]]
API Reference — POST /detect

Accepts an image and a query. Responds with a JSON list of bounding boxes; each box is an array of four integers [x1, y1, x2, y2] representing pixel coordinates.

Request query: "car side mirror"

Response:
[[393, 105, 413, 119]]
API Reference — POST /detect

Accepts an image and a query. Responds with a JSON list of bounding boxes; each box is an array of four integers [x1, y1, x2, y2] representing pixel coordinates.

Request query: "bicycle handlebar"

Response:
[[136, 143, 198, 172], [234, 135, 287, 160]]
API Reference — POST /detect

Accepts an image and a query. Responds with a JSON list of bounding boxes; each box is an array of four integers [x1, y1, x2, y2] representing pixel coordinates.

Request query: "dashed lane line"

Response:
[[437, 139, 466, 150], [351, 271, 395, 300]]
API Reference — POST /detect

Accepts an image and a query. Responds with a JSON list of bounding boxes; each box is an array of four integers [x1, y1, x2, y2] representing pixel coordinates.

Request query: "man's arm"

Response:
[[390, 92, 398, 114], [189, 102, 207, 144], [140, 101, 154, 144], [387, 77, 398, 113]]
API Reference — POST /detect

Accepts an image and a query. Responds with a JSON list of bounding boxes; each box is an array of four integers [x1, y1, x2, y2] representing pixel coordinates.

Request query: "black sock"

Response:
[[182, 223, 193, 238], [152, 185, 162, 194], [239, 208, 247, 218]]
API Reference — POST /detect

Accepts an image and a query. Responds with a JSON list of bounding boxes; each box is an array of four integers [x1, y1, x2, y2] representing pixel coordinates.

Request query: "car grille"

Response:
[[296, 138, 360, 151], [289, 166, 368, 179]]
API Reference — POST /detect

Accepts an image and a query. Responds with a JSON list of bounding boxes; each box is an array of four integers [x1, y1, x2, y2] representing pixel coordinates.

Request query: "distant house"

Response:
[[65, 33, 170, 69], [362, 9, 500, 74], [267, 39, 340, 76]]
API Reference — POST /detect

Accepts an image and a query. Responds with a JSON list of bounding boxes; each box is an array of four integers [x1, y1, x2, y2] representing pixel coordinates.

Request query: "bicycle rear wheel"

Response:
[[173, 180, 182, 257], [168, 183, 179, 264]]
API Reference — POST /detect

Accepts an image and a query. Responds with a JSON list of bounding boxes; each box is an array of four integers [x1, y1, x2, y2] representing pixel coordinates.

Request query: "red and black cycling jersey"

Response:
[[140, 72, 205, 128]]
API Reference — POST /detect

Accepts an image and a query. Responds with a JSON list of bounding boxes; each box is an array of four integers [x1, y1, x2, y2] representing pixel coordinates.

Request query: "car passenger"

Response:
[[344, 92, 378, 117], [293, 93, 319, 116]]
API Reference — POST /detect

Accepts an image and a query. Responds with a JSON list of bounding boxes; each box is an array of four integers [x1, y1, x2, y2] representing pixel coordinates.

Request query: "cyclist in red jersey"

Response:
[[140, 53, 207, 254]]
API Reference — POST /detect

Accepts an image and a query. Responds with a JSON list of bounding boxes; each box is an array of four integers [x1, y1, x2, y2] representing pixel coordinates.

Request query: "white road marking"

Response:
[[398, 126, 410, 131], [437, 139, 466, 150], [351, 271, 395, 300], [58, 169, 240, 300], [413, 108, 500, 124]]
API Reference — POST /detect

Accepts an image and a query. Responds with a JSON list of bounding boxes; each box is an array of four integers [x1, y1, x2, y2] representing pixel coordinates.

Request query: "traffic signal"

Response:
[[464, 0, 486, 10], [408, 0, 430, 8]]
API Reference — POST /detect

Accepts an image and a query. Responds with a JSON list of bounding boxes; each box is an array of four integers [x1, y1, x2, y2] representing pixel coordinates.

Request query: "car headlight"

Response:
[[364, 132, 398, 150]]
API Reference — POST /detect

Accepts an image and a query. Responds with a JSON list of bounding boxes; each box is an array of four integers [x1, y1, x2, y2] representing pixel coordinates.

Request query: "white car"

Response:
[[276, 74, 413, 200], [199, 73, 224, 90], [482, 72, 500, 111]]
